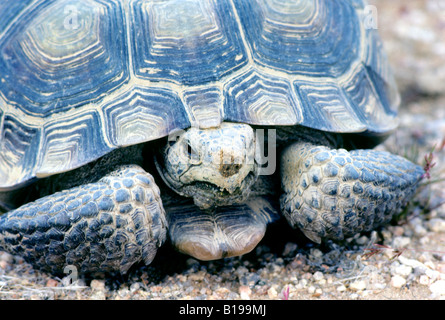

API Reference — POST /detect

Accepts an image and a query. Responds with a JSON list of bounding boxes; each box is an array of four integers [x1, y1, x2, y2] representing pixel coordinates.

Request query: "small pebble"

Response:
[[391, 236, 411, 249], [130, 283, 140, 292], [46, 279, 58, 288], [313, 271, 324, 281], [399, 256, 425, 269], [267, 287, 278, 299], [419, 275, 430, 285], [350, 280, 366, 291], [296, 279, 308, 289], [282, 242, 298, 256], [429, 280, 445, 296], [0, 260, 9, 269], [337, 285, 347, 292], [90, 280, 106, 291], [428, 219, 445, 233], [90, 291, 106, 300], [355, 235, 369, 245], [239, 285, 251, 300], [313, 288, 322, 297], [413, 224, 427, 236], [189, 271, 206, 281], [0, 252, 13, 264], [425, 268, 440, 281], [349, 293, 359, 299], [390, 275, 406, 288], [392, 226, 405, 237], [310, 249, 323, 260], [394, 264, 413, 277]]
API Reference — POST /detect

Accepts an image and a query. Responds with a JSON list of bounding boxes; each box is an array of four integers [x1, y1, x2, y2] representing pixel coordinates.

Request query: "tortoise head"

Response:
[[156, 122, 259, 209]]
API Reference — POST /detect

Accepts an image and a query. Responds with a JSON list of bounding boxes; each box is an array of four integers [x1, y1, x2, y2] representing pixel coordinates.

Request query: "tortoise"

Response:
[[0, 0, 424, 276]]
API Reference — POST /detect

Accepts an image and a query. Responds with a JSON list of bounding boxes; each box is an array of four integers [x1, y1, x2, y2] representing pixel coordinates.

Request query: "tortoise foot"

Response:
[[167, 197, 278, 260], [0, 165, 167, 275], [280, 142, 424, 243]]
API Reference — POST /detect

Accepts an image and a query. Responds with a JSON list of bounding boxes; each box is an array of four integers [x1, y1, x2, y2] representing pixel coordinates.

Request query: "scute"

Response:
[[0, 0, 399, 190], [0, 0, 129, 116], [130, 0, 248, 85], [0, 114, 41, 189], [37, 109, 110, 178], [102, 86, 190, 147], [233, 0, 360, 77], [224, 68, 303, 125]]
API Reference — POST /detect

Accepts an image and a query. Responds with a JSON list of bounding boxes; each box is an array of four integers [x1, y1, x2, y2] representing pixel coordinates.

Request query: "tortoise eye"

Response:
[[186, 141, 200, 164]]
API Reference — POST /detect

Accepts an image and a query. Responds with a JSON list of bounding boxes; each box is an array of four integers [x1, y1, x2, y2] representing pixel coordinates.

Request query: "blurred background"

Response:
[[370, 0, 445, 98], [370, 0, 445, 199]]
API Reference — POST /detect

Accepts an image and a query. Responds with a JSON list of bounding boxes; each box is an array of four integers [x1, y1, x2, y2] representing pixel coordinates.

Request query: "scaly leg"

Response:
[[280, 142, 424, 243], [0, 165, 167, 275]]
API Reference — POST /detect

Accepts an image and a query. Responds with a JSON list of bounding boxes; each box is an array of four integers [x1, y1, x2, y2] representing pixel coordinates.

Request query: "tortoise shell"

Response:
[[0, 0, 399, 190]]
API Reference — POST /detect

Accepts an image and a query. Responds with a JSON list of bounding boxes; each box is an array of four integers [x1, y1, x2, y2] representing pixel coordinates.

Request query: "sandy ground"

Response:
[[0, 0, 445, 302]]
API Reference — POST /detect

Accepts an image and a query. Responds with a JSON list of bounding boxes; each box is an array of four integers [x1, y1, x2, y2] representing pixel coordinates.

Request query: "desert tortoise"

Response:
[[0, 0, 423, 275]]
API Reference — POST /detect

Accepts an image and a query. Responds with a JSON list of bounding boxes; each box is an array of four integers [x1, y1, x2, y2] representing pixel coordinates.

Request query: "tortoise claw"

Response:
[[166, 196, 279, 260]]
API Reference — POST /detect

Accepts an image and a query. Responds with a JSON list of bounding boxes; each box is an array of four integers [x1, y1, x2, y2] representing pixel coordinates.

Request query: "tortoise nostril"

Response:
[[220, 163, 242, 177]]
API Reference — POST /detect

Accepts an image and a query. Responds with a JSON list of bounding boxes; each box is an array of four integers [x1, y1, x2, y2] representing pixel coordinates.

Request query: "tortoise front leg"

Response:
[[0, 165, 167, 276], [280, 142, 424, 243]]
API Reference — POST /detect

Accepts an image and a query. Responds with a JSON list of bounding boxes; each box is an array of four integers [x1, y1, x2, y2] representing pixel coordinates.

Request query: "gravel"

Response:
[[0, 0, 445, 301]]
